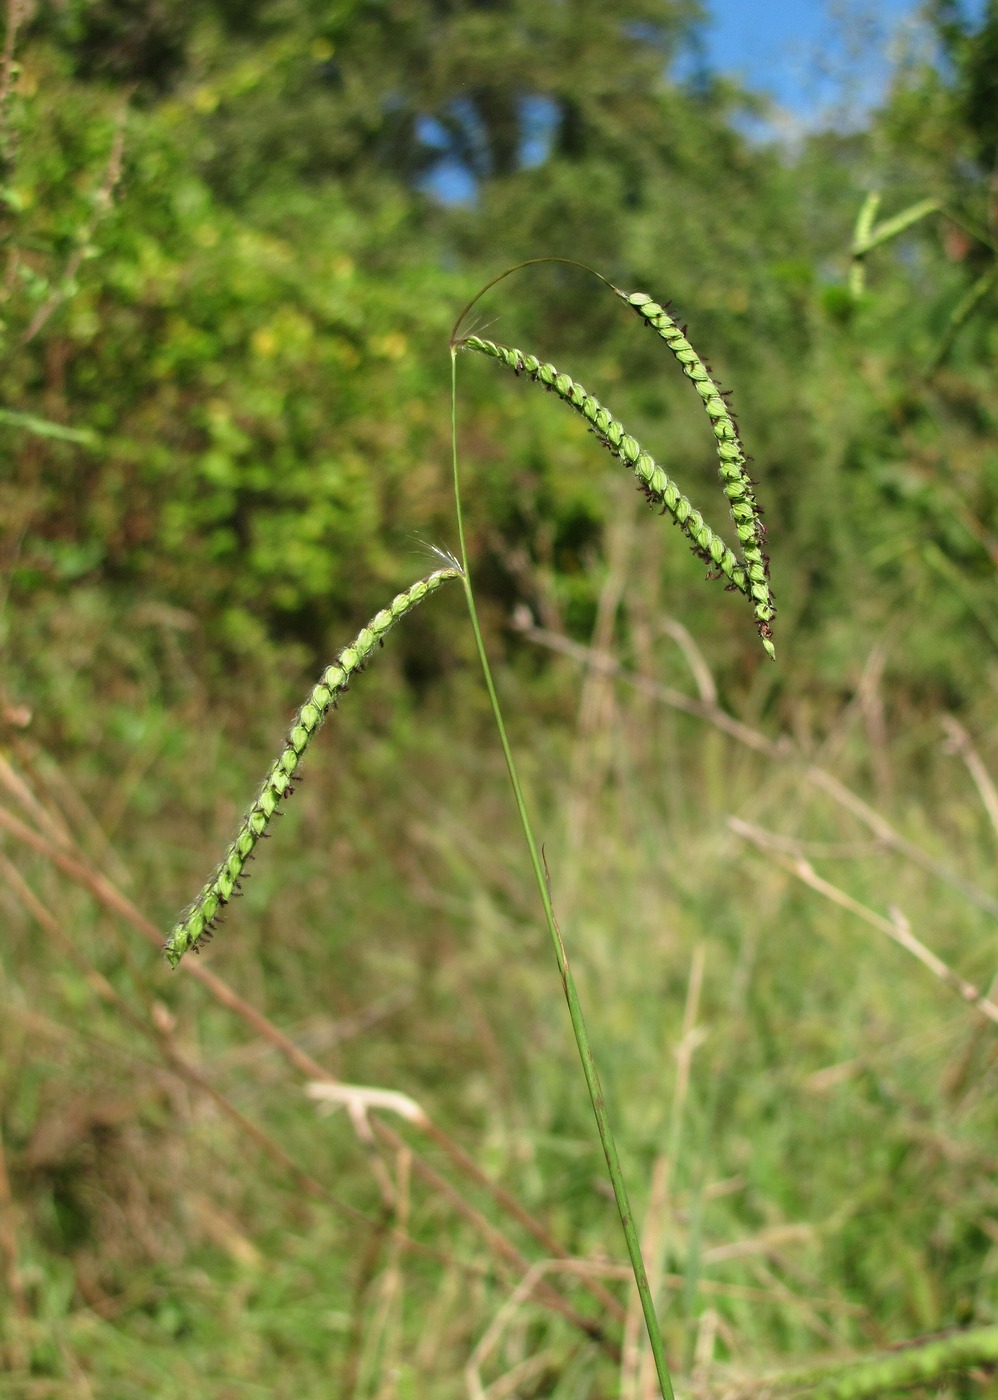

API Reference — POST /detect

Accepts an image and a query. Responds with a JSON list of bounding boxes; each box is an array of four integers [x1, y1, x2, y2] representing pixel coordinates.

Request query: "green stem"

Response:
[[450, 350, 676, 1400]]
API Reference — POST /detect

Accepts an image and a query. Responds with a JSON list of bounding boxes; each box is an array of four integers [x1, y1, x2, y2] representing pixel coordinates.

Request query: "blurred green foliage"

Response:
[[2, 0, 996, 725]]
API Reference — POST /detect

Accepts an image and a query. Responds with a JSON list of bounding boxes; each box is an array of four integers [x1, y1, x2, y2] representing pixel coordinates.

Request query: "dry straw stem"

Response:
[[306, 1081, 430, 1129], [729, 816, 998, 1027], [356, 1146, 411, 1397], [941, 713, 998, 841], [1, 765, 621, 1344], [467, 1259, 632, 1400], [364, 1116, 620, 1350], [513, 612, 998, 923], [164, 566, 461, 967], [0, 850, 336, 1214]]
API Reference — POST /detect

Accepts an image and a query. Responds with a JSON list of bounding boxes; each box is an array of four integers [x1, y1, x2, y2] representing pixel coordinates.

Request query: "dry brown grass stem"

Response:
[[366, 1117, 621, 1348], [467, 1258, 633, 1400], [513, 612, 998, 921], [0, 850, 338, 1211], [662, 1271, 865, 1312], [729, 816, 998, 1026], [659, 619, 718, 706], [561, 514, 634, 917], [361, 1145, 411, 1398], [700, 1221, 818, 1265], [0, 0, 25, 149], [0, 749, 76, 852], [942, 713, 998, 841], [512, 607, 778, 756], [0, 787, 623, 1341], [0, 1119, 28, 1373], [415, 1117, 626, 1325]]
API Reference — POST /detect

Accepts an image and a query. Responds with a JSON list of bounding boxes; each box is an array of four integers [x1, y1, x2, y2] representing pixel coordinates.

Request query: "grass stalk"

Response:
[[729, 817, 998, 1024], [450, 349, 677, 1400], [1, 784, 621, 1338]]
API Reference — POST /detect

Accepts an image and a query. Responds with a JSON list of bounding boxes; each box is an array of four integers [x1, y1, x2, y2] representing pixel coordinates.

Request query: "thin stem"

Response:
[[451, 350, 676, 1400]]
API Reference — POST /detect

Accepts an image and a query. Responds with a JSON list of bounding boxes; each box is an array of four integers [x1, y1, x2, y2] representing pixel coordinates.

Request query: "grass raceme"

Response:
[[164, 261, 779, 1400], [164, 565, 462, 968]]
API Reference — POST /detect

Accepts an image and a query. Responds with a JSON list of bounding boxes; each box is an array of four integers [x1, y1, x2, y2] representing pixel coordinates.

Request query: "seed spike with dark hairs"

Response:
[[461, 335, 750, 595], [164, 565, 462, 968], [460, 332, 775, 657], [614, 289, 774, 650], [453, 258, 776, 657]]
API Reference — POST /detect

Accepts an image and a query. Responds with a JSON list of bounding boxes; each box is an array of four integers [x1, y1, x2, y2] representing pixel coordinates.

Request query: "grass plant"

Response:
[[5, 604, 998, 1396], [161, 260, 786, 1399], [4, 257, 998, 1399], [164, 564, 464, 966]]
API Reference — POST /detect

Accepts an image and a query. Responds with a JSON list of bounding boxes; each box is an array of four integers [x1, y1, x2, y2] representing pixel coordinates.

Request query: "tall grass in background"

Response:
[[4, 241, 998, 1398], [157, 255, 779, 1400], [5, 531, 998, 1398]]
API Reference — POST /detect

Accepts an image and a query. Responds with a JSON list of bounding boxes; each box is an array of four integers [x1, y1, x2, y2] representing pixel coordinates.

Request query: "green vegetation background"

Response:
[[1, 0, 997, 1395]]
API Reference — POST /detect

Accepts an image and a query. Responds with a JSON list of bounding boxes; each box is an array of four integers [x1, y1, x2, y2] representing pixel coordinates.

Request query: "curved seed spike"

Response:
[[852, 190, 881, 254], [461, 333, 754, 606], [613, 290, 775, 654], [164, 566, 462, 968]]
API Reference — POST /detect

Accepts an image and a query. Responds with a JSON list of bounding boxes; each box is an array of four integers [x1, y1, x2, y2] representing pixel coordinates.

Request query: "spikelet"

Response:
[[165, 566, 462, 967], [460, 330, 775, 656], [614, 290, 775, 655]]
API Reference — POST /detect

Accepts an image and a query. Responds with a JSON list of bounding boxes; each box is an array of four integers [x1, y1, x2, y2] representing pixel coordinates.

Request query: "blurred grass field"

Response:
[[3, 534, 997, 1397]]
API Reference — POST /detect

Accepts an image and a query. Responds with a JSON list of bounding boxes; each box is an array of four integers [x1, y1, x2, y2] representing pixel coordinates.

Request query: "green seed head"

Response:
[[164, 566, 462, 968], [460, 332, 753, 603], [612, 285, 775, 654]]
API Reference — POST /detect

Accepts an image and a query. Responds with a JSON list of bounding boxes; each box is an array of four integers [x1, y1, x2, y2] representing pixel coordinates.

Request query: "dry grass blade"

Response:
[[366, 1120, 618, 1352], [623, 944, 706, 1400], [0, 850, 338, 1208], [942, 714, 998, 841], [306, 1081, 430, 1127], [0, 787, 622, 1345], [515, 612, 998, 919], [729, 817, 998, 1026], [467, 1259, 631, 1400]]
